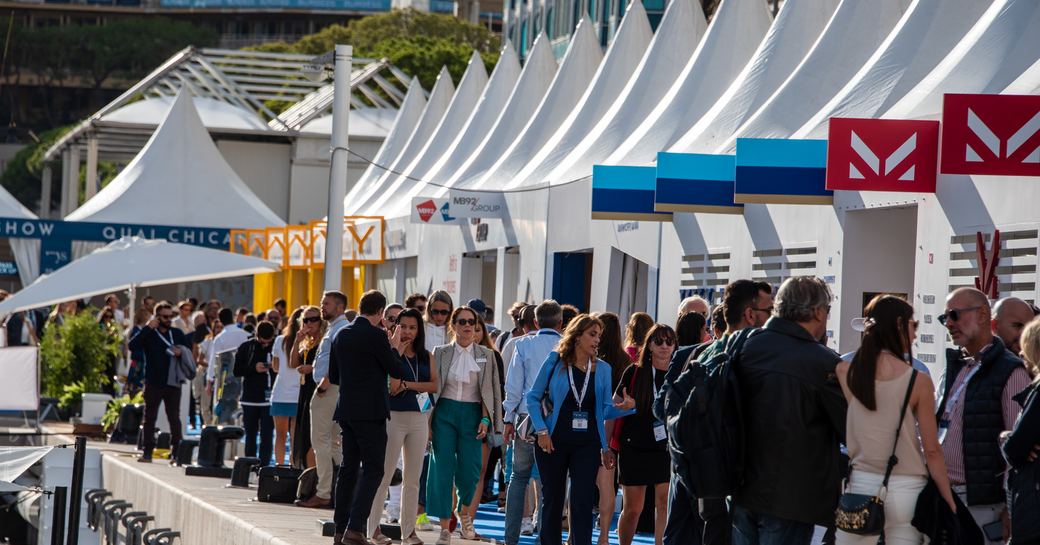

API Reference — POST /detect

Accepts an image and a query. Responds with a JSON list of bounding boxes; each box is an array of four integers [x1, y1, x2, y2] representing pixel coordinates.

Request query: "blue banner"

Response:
[[655, 152, 742, 214], [591, 165, 671, 222], [0, 217, 232, 274], [734, 139, 832, 205], [160, 0, 390, 9]]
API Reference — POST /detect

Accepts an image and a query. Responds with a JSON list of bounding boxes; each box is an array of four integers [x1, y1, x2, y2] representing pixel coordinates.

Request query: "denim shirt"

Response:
[[525, 351, 635, 451], [504, 329, 561, 423]]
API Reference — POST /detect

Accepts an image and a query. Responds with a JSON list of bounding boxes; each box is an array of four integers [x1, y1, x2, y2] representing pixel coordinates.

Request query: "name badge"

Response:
[[653, 421, 667, 442], [938, 419, 950, 444], [475, 357, 488, 363], [572, 411, 589, 431], [415, 392, 432, 413]]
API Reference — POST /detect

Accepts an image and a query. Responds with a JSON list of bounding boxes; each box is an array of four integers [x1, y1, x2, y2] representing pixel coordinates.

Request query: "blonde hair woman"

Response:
[[289, 306, 326, 468]]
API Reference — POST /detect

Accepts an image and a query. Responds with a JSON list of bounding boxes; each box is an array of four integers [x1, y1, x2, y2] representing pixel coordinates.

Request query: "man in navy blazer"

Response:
[[328, 289, 407, 545]]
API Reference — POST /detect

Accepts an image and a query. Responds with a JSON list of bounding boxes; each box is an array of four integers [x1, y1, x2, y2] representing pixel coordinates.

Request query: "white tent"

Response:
[[0, 237, 279, 316], [604, 0, 774, 165], [796, 0, 994, 138], [299, 107, 399, 139], [101, 96, 268, 131], [715, 0, 910, 151], [0, 185, 40, 288], [885, 0, 1040, 120], [346, 67, 455, 213], [65, 90, 284, 228], [360, 53, 489, 215], [462, 17, 605, 192], [540, 0, 708, 184], [670, 0, 841, 153], [347, 79, 427, 200], [506, 1, 654, 189]]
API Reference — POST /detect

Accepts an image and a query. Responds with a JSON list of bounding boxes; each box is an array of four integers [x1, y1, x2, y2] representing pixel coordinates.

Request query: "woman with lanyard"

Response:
[[526, 314, 636, 545], [428, 306, 503, 545], [368, 308, 439, 545], [289, 306, 325, 469], [613, 324, 676, 545]]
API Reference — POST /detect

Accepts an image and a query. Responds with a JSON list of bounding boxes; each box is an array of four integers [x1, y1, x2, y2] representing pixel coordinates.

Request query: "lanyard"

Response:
[[155, 328, 174, 348], [568, 361, 592, 409], [404, 354, 419, 381], [942, 363, 981, 419]]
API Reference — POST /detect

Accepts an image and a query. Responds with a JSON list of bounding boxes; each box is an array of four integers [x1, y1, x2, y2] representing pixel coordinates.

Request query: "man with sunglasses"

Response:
[[128, 301, 190, 463], [937, 288, 1030, 543]]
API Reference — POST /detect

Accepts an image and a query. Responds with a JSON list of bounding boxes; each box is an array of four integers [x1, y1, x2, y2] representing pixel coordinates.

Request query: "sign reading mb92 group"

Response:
[[410, 192, 507, 225]]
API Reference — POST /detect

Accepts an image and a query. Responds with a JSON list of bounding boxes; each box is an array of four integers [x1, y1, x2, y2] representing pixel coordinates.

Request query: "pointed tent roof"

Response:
[[605, 0, 774, 165], [66, 90, 283, 228], [425, 33, 558, 192], [360, 54, 489, 215], [543, 0, 708, 184], [796, 0, 992, 138], [885, 0, 1040, 120], [465, 15, 605, 191], [509, 1, 654, 189], [0, 185, 35, 220], [346, 67, 455, 213], [670, 0, 840, 153], [392, 42, 523, 208], [716, 0, 910, 151], [347, 79, 427, 205]]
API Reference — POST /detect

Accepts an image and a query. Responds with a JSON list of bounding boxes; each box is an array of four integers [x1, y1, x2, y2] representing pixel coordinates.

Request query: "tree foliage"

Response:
[[0, 126, 72, 212], [248, 9, 500, 91], [40, 309, 122, 408]]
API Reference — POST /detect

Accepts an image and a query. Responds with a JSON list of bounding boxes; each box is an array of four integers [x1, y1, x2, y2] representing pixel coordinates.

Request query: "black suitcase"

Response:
[[257, 465, 303, 503]]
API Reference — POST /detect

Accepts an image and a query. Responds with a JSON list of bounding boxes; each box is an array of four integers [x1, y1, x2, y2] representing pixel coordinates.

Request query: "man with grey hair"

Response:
[[991, 296, 1035, 355], [732, 277, 846, 545], [677, 295, 710, 318]]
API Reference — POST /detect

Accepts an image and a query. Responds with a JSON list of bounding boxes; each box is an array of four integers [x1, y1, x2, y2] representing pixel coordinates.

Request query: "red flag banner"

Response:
[[825, 117, 939, 193], [940, 93, 1040, 176]]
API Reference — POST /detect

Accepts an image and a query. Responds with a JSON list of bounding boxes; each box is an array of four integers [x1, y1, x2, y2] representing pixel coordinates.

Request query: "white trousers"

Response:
[[836, 471, 927, 545], [367, 410, 430, 538]]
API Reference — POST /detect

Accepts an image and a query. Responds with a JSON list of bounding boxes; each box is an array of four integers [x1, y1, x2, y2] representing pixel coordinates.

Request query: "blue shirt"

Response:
[[314, 314, 350, 383], [504, 329, 561, 423]]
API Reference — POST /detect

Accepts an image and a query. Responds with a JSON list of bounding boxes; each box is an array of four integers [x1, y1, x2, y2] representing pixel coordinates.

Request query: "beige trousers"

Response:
[[193, 365, 212, 426], [310, 384, 343, 499], [367, 410, 430, 538]]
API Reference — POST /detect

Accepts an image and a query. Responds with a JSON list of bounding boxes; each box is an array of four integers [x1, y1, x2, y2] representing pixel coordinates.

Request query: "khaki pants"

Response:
[[193, 365, 212, 426], [368, 410, 430, 538], [311, 384, 343, 500]]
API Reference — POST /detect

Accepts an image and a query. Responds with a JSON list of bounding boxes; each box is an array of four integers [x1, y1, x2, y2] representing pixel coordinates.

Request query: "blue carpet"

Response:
[[469, 499, 656, 545]]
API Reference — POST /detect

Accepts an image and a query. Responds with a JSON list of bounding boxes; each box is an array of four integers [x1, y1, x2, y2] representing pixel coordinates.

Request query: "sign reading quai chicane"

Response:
[[0, 217, 230, 274]]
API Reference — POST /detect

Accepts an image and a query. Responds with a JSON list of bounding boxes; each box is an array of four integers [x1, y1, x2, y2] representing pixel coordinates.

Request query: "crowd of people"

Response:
[[18, 276, 1040, 545]]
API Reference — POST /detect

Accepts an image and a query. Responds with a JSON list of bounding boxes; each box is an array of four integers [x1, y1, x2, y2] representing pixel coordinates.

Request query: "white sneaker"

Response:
[[459, 513, 482, 541], [436, 529, 452, 545], [520, 518, 535, 536]]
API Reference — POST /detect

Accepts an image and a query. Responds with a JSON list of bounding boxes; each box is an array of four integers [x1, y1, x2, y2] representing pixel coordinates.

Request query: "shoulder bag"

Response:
[[835, 369, 917, 539], [516, 354, 561, 444]]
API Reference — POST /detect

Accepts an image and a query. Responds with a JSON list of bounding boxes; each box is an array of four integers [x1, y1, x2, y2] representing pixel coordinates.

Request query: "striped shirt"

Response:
[[940, 348, 1031, 484]]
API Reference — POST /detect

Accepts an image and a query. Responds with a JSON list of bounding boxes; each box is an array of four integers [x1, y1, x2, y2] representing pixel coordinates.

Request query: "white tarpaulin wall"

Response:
[[606, 0, 773, 165], [0, 184, 40, 288], [361, 53, 489, 215], [885, 0, 1040, 120], [65, 90, 284, 228], [348, 78, 426, 193], [795, 0, 992, 138], [0, 347, 38, 411], [671, 0, 840, 153], [0, 446, 52, 492], [347, 67, 455, 212], [506, 1, 653, 189], [715, 0, 911, 151], [464, 17, 605, 192], [540, 0, 707, 186]]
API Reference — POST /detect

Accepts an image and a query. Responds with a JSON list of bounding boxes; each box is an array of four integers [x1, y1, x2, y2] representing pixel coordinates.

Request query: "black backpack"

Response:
[[665, 327, 756, 499]]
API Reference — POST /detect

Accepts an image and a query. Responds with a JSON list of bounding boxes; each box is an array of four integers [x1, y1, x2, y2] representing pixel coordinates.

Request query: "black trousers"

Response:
[[664, 473, 703, 545], [141, 382, 182, 456], [699, 497, 731, 545], [242, 404, 274, 466], [334, 418, 388, 533], [483, 444, 504, 497], [535, 439, 600, 545]]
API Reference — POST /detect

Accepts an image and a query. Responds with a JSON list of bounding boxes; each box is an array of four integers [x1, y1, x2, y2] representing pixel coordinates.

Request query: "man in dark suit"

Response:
[[329, 289, 407, 545]]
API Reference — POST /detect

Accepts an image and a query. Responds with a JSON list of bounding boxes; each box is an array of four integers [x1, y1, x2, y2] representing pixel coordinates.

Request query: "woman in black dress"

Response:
[[290, 305, 325, 469], [614, 324, 676, 545]]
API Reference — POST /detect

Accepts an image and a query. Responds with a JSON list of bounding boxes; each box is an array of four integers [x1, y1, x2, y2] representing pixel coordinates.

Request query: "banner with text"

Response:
[[410, 192, 507, 224]]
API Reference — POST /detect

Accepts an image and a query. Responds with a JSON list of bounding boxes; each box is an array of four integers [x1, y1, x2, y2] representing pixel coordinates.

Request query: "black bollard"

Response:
[[66, 436, 87, 545], [51, 486, 67, 545]]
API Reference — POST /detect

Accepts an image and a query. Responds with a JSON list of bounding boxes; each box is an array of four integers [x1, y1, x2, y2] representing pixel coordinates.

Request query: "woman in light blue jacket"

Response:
[[526, 313, 636, 545]]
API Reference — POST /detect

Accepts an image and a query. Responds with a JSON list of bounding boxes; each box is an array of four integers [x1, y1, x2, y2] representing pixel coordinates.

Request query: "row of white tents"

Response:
[[345, 0, 1040, 361]]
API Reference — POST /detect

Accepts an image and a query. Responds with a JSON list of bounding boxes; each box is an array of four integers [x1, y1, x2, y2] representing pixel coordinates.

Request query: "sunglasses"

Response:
[[751, 306, 774, 314], [652, 337, 676, 347], [938, 306, 982, 326], [302, 316, 321, 324], [454, 318, 477, 326], [431, 308, 451, 316]]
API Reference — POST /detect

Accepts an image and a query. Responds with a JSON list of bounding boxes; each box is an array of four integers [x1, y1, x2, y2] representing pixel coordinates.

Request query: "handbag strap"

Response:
[[881, 369, 918, 489]]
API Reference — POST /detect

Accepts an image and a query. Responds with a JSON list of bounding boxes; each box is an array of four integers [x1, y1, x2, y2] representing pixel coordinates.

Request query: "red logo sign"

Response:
[[826, 117, 939, 193], [940, 93, 1040, 176], [415, 199, 436, 223]]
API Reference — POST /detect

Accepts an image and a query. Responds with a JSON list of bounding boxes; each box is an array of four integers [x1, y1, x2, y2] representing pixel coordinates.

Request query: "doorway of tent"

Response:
[[605, 248, 652, 321], [551, 251, 593, 313], [459, 251, 499, 319], [838, 206, 918, 354]]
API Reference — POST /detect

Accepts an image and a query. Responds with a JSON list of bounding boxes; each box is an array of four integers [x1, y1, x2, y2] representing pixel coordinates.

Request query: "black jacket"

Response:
[[328, 316, 406, 421], [128, 326, 189, 385], [232, 338, 275, 404], [733, 316, 847, 526], [653, 342, 711, 423]]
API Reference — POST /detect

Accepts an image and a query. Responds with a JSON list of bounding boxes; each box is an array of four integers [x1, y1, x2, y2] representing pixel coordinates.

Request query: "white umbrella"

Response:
[[0, 236, 279, 316]]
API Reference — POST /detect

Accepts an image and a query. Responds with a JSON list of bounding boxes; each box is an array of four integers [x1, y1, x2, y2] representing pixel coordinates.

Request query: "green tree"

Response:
[[0, 126, 72, 213], [40, 309, 122, 408]]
